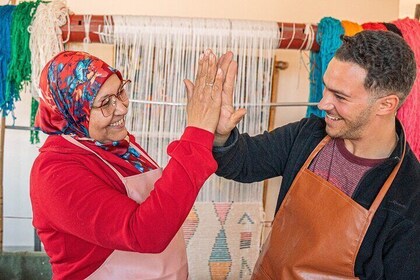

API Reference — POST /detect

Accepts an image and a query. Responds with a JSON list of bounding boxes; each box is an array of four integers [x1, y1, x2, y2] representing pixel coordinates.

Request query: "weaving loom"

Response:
[[107, 16, 278, 279], [27, 10, 287, 278]]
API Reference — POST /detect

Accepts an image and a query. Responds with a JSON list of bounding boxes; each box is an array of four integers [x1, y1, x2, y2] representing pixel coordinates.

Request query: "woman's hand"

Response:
[[184, 49, 225, 134]]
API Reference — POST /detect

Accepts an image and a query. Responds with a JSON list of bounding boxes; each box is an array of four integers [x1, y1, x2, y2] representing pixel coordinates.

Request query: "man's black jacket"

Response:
[[213, 116, 419, 279]]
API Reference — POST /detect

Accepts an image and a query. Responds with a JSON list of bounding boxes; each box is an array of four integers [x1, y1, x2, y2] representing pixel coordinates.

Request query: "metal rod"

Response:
[[5, 102, 318, 132], [130, 100, 319, 107], [5, 125, 39, 131], [3, 216, 32, 220]]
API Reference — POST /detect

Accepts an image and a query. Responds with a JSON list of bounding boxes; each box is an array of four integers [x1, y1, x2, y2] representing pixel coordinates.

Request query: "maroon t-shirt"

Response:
[[309, 138, 386, 196]]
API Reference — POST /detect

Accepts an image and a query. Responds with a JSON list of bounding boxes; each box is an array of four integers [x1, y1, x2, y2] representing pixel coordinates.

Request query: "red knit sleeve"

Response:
[[31, 127, 217, 253], [129, 127, 218, 252]]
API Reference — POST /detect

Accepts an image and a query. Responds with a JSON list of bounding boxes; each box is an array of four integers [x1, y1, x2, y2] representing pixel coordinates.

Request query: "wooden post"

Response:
[[262, 57, 285, 210], [415, 4, 420, 20], [0, 118, 5, 252], [0, 0, 17, 254]]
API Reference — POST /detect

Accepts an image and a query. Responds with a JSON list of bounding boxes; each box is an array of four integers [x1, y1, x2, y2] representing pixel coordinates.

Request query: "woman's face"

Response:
[[88, 74, 129, 143]]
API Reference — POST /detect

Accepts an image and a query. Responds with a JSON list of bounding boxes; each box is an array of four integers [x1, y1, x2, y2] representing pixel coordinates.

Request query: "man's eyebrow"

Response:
[[322, 80, 350, 98]]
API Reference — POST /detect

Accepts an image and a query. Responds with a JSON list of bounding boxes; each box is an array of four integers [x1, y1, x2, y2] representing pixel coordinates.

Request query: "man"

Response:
[[212, 30, 419, 279]]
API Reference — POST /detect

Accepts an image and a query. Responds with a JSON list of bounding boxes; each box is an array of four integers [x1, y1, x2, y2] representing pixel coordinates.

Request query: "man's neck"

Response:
[[343, 121, 397, 159]]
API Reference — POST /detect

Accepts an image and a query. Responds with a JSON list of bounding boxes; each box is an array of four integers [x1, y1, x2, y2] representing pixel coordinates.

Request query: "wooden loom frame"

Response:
[[61, 15, 320, 51]]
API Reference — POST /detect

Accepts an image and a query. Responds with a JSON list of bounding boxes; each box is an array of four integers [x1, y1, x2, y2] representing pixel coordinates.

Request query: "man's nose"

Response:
[[317, 90, 334, 111]]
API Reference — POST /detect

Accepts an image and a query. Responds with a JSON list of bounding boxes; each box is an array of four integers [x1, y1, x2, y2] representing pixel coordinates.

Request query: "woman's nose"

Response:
[[114, 97, 129, 115]]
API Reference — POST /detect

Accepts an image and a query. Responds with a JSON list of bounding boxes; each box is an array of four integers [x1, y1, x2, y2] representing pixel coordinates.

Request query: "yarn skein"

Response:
[[6, 0, 41, 118], [307, 17, 344, 117], [0, 5, 16, 117], [392, 18, 420, 160]]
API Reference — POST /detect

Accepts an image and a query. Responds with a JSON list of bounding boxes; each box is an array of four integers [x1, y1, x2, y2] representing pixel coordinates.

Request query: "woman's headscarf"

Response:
[[35, 51, 156, 173], [35, 51, 122, 137]]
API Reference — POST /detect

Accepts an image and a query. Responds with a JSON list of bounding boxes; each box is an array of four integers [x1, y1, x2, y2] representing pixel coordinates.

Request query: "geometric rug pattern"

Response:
[[182, 202, 264, 279]]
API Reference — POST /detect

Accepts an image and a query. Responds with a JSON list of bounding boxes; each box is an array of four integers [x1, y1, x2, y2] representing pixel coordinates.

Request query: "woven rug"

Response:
[[183, 202, 264, 280]]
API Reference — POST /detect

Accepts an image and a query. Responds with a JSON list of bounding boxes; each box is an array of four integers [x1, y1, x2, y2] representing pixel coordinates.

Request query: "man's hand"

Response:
[[214, 51, 246, 146]]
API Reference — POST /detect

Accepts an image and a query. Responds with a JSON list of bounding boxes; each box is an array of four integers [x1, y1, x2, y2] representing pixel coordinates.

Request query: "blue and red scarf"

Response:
[[36, 51, 156, 173]]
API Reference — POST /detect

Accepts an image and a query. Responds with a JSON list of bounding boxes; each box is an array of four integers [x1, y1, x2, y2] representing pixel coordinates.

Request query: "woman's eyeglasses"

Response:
[[92, 79, 131, 117]]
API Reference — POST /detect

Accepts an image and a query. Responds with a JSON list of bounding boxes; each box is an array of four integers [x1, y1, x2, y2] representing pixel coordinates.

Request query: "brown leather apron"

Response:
[[252, 136, 405, 279]]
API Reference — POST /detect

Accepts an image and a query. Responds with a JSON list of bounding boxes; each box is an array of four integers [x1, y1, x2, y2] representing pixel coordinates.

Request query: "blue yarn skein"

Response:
[[0, 5, 17, 117], [306, 17, 344, 118]]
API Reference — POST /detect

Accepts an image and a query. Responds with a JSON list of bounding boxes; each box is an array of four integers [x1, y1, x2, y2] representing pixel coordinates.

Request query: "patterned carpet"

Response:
[[183, 202, 264, 280]]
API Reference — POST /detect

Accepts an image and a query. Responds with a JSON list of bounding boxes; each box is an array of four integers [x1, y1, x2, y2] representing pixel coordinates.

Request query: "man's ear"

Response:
[[376, 94, 399, 116]]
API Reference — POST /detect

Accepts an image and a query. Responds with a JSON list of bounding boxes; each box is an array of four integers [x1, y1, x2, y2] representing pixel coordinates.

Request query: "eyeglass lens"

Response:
[[101, 80, 131, 117]]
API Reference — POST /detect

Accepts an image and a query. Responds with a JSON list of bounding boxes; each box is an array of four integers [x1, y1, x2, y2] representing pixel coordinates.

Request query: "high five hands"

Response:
[[184, 49, 246, 146]]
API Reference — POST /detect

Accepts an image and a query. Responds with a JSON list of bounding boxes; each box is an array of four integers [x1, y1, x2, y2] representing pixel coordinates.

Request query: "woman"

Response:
[[30, 50, 233, 279]]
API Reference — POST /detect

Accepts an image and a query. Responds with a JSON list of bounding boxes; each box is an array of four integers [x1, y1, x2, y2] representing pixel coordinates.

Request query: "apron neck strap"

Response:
[[301, 134, 405, 214], [368, 137, 406, 214]]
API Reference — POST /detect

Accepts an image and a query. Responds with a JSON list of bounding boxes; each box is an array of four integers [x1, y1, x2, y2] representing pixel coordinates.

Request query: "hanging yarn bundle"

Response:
[[361, 22, 387, 31], [6, 0, 41, 125], [341, 20, 363, 36], [0, 5, 15, 117], [392, 18, 420, 160], [29, 0, 69, 99], [7, 0, 41, 99], [28, 0, 69, 144], [306, 17, 344, 117], [383, 23, 403, 37]]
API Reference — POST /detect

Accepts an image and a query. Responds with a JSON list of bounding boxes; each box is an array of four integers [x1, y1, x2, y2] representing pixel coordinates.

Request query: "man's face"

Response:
[[318, 58, 378, 140]]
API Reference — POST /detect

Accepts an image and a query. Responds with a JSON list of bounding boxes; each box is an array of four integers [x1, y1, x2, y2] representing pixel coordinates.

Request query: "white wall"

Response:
[[400, 0, 418, 18], [4, 0, 404, 249]]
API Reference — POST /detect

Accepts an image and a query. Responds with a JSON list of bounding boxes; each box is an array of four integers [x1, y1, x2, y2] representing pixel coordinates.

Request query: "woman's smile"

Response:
[[109, 117, 125, 128]]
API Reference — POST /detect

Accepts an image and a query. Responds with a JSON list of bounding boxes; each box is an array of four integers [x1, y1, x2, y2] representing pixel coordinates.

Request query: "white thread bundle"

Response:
[[111, 16, 279, 202], [28, 0, 69, 99], [300, 23, 315, 51], [82, 14, 92, 52], [98, 15, 113, 44]]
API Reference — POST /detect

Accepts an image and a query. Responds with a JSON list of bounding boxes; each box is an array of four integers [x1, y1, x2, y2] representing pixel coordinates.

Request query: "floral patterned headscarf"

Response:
[[35, 51, 157, 173], [35, 51, 122, 137]]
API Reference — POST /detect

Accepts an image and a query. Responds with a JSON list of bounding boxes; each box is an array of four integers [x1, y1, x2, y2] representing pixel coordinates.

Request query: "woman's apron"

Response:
[[63, 135, 188, 280], [252, 136, 405, 279]]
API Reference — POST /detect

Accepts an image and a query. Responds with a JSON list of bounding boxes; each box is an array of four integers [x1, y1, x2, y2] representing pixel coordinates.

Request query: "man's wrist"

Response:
[[213, 133, 230, 147]]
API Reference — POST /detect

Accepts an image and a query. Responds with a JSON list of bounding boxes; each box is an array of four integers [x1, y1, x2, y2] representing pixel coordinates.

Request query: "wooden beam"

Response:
[[61, 15, 320, 52]]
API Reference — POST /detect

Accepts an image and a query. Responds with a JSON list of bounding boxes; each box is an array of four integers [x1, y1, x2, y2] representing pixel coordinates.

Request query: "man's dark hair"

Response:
[[334, 30, 416, 107]]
